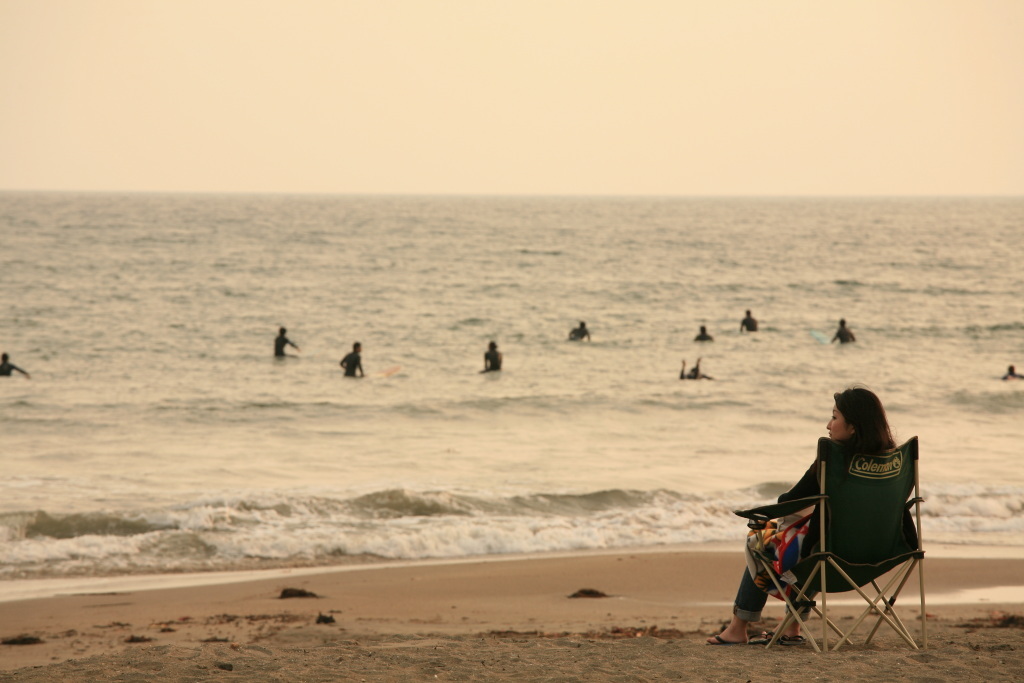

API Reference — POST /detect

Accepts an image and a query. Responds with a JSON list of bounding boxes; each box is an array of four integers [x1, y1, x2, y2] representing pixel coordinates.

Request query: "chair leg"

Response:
[[863, 583, 889, 644], [762, 562, 823, 653], [769, 566, 848, 653], [820, 563, 828, 652], [813, 605, 848, 640], [783, 607, 821, 654], [865, 584, 913, 645], [919, 558, 928, 649], [758, 560, 851, 654], [867, 561, 922, 647], [864, 559, 922, 646], [861, 600, 917, 650], [828, 559, 919, 651]]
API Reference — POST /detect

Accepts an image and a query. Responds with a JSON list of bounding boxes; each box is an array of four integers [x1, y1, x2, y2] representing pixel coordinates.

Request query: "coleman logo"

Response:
[[849, 451, 902, 479]]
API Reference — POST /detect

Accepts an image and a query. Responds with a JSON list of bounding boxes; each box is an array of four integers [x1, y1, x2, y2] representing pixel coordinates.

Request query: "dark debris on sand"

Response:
[[957, 611, 1024, 630], [204, 613, 307, 626], [2, 635, 44, 645], [486, 625, 696, 640]]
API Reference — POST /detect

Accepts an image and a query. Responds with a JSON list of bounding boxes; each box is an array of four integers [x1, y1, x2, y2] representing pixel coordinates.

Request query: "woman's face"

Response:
[[827, 405, 855, 442]]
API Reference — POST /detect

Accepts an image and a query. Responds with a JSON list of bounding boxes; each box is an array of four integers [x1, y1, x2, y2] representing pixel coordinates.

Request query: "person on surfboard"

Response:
[[680, 358, 713, 380], [568, 321, 591, 341], [340, 342, 364, 377]]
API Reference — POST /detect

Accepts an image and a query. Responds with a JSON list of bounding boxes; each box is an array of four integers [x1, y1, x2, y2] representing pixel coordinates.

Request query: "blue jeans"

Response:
[[734, 569, 769, 622], [733, 568, 815, 623]]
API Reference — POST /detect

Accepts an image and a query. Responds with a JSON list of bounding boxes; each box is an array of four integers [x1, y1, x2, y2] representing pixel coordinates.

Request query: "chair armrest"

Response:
[[734, 496, 826, 523], [905, 497, 925, 509]]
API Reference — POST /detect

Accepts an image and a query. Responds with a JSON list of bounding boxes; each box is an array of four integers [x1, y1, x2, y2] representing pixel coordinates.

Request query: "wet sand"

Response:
[[1, 550, 1022, 681]]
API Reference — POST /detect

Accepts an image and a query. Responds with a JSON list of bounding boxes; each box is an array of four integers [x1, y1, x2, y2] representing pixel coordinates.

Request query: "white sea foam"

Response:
[[1, 483, 1020, 579]]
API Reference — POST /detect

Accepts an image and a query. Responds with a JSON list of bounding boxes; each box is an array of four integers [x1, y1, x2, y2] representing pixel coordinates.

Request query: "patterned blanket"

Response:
[[744, 512, 812, 600]]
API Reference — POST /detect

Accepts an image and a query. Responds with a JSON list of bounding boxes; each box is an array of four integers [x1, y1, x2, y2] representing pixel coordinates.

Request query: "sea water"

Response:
[[1, 193, 1022, 580]]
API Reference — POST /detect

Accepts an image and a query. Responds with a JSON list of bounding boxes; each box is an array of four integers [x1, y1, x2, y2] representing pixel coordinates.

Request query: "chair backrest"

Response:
[[818, 436, 918, 564]]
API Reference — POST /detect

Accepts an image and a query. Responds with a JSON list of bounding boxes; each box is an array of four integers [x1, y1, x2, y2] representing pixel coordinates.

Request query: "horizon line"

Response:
[[2, 188, 1022, 200]]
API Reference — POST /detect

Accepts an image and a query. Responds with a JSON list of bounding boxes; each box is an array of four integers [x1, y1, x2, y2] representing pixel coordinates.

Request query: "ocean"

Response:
[[1, 193, 1022, 583]]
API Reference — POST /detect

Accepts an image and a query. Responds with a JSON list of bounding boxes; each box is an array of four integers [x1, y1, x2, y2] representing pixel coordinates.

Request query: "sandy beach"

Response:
[[1, 548, 1022, 681]]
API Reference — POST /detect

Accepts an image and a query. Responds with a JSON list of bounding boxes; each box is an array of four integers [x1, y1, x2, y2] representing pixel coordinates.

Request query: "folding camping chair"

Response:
[[735, 436, 926, 653]]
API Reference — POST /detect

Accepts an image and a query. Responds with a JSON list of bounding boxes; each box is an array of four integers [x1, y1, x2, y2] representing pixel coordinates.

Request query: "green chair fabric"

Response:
[[820, 436, 917, 563]]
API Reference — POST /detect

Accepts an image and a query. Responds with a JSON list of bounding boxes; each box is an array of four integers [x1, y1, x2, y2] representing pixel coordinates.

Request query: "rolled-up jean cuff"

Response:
[[733, 605, 762, 622]]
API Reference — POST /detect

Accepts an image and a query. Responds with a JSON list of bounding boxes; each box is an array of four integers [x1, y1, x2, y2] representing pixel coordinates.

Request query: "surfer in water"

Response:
[[694, 325, 714, 342], [0, 353, 30, 379], [339, 342, 364, 377], [568, 321, 591, 341], [831, 319, 856, 344], [1003, 365, 1022, 380], [274, 327, 300, 357], [740, 310, 758, 333], [680, 358, 713, 380], [482, 341, 502, 372]]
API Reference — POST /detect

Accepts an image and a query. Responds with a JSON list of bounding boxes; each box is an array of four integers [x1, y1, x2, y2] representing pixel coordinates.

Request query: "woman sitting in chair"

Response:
[[707, 386, 896, 646]]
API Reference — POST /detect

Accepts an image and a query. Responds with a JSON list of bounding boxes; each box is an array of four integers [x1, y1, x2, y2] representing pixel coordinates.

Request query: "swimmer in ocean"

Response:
[[340, 342, 364, 377], [740, 310, 758, 333], [0, 353, 30, 379], [274, 327, 300, 357], [831, 318, 856, 344], [482, 341, 502, 372], [1003, 365, 1022, 380], [568, 321, 591, 341], [694, 325, 714, 342]]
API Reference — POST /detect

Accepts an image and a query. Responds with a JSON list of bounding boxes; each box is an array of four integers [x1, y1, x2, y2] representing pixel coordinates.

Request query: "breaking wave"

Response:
[[1, 484, 1020, 580]]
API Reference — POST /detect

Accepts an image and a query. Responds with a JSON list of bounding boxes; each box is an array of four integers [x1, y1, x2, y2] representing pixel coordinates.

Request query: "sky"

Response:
[[1, 0, 1022, 196]]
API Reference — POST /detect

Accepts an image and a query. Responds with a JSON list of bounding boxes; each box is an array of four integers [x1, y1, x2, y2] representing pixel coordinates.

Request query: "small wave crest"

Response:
[[0, 510, 173, 541], [948, 389, 1024, 414], [517, 248, 563, 256], [965, 322, 1024, 335], [349, 490, 479, 518]]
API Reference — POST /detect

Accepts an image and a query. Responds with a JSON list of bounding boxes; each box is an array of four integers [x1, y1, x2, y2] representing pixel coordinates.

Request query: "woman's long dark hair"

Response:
[[833, 386, 895, 455]]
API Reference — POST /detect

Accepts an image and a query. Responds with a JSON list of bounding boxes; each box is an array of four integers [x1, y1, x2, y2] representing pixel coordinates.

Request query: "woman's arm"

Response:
[[777, 461, 818, 502]]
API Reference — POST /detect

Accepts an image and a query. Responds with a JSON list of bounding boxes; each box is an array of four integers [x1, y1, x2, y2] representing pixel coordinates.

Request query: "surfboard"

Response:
[[376, 365, 401, 377], [810, 330, 829, 345]]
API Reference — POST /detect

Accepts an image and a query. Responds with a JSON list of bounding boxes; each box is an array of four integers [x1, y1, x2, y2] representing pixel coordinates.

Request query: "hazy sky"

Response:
[[1, 1, 1021, 195]]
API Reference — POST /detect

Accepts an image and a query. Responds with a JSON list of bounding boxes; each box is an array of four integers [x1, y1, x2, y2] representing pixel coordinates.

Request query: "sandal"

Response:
[[706, 635, 746, 646], [748, 631, 774, 646], [779, 635, 807, 646]]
